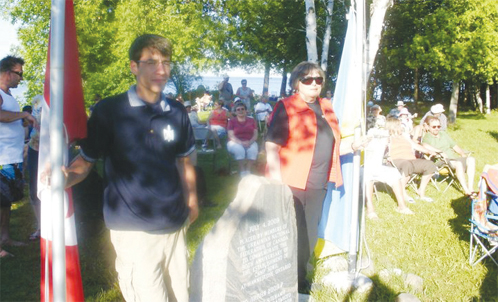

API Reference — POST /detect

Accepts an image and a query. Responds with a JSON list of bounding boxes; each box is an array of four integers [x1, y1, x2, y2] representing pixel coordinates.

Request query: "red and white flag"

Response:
[[37, 0, 87, 301]]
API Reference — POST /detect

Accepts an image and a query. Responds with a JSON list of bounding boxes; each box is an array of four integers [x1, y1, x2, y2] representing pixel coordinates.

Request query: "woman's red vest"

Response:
[[277, 94, 343, 190]]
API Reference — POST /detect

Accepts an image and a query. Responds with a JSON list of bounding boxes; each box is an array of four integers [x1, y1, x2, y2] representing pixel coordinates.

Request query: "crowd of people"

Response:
[[0, 32, 480, 300], [365, 99, 477, 220]]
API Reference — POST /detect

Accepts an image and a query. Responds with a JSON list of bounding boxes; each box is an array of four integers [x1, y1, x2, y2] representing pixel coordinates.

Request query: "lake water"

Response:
[[165, 75, 286, 97], [13, 74, 287, 105]]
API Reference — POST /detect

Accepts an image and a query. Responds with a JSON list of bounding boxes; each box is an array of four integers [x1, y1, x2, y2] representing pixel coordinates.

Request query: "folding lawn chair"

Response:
[[193, 127, 218, 171], [468, 164, 498, 266], [429, 154, 462, 193]]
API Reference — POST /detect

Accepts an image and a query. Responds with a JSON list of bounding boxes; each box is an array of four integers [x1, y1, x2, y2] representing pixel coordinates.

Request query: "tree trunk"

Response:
[[263, 62, 270, 96], [476, 86, 483, 113], [366, 0, 393, 78], [434, 78, 442, 103], [449, 81, 459, 124], [485, 84, 491, 114], [305, 0, 318, 63], [280, 67, 288, 97], [320, 0, 335, 72], [414, 67, 419, 109]]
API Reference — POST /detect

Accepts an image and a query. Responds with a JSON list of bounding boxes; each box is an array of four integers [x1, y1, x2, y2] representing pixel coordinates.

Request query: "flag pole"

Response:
[[49, 0, 66, 300], [347, 0, 365, 276]]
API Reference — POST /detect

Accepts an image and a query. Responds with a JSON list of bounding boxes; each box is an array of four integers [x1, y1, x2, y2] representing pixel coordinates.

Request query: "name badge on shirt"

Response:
[[163, 125, 175, 142]]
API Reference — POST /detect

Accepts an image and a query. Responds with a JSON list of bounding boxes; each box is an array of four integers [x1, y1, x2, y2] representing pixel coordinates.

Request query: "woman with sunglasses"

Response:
[[265, 61, 343, 293], [227, 102, 258, 177]]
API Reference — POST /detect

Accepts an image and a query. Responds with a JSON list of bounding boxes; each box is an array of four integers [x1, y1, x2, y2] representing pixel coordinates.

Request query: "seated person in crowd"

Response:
[[388, 101, 406, 119], [227, 102, 258, 177], [420, 103, 447, 131], [422, 116, 476, 197], [364, 127, 415, 219], [413, 103, 448, 143], [206, 99, 228, 149], [195, 91, 212, 111], [366, 104, 386, 130], [185, 101, 205, 128], [386, 118, 438, 203], [254, 95, 273, 126], [185, 101, 216, 149], [398, 107, 416, 135]]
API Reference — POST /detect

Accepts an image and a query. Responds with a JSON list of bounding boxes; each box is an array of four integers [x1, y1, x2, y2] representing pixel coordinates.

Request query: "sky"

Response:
[[0, 18, 20, 59]]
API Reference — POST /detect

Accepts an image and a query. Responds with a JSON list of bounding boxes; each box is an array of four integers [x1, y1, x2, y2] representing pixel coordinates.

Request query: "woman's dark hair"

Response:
[[288, 61, 326, 92], [129, 34, 172, 62], [234, 101, 247, 110]]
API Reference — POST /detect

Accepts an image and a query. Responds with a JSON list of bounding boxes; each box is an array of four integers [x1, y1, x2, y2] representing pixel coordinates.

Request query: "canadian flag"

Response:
[[37, 0, 87, 301]]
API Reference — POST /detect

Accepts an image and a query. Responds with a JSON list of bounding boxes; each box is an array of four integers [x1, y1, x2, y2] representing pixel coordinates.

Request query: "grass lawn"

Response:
[[1, 111, 497, 301]]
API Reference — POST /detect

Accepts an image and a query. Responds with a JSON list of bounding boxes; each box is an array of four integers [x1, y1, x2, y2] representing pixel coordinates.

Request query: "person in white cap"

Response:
[[399, 107, 415, 134], [388, 100, 406, 118], [420, 103, 447, 131]]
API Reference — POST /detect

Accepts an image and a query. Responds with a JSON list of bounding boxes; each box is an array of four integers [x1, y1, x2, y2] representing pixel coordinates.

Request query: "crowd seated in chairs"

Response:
[[421, 116, 476, 197], [469, 164, 498, 266], [364, 127, 415, 219], [385, 118, 438, 203]]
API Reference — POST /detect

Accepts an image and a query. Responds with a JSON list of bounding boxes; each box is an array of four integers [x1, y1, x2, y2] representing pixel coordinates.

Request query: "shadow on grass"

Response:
[[363, 275, 400, 301], [488, 130, 498, 143], [448, 196, 472, 242], [457, 112, 487, 120]]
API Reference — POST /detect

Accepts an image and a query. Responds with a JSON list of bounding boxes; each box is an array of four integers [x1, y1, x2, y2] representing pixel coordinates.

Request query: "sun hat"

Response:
[[431, 104, 445, 114], [396, 101, 405, 107], [184, 101, 192, 107]]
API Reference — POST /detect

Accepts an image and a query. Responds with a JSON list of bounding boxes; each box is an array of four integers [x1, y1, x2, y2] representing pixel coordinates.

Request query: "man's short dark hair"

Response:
[[128, 34, 172, 62], [0, 56, 25, 73]]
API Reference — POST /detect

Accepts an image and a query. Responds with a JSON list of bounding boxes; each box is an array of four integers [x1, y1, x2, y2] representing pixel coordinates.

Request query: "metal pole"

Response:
[[50, 0, 66, 301], [348, 126, 362, 274], [348, 0, 366, 276]]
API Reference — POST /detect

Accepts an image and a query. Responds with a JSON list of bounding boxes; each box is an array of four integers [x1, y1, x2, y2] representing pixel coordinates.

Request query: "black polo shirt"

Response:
[[80, 86, 195, 233]]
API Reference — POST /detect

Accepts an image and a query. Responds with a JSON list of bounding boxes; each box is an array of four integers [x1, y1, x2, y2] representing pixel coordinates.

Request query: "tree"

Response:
[[219, 0, 306, 96], [2, 0, 228, 105], [371, 0, 498, 120]]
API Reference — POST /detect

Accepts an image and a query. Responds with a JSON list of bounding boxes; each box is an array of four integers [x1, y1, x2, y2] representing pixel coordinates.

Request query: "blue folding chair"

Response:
[[468, 166, 498, 266]]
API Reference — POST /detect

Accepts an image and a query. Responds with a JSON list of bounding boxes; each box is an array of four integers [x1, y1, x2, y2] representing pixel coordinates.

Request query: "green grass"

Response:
[[1, 111, 498, 301]]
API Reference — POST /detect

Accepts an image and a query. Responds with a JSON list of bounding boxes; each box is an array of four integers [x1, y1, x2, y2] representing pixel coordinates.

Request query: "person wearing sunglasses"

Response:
[[227, 102, 258, 177], [1, 55, 38, 258], [422, 116, 476, 197], [265, 61, 342, 294]]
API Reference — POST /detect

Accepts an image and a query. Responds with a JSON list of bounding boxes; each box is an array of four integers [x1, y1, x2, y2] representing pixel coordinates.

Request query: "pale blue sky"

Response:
[[0, 18, 19, 59]]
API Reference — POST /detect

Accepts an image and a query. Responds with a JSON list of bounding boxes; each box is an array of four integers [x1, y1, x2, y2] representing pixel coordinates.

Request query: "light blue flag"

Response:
[[318, 6, 364, 255]]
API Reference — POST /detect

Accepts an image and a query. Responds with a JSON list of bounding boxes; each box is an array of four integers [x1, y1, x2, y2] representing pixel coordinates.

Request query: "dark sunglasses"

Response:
[[10, 70, 23, 77], [236, 108, 246, 112], [299, 76, 323, 85], [431, 125, 441, 129]]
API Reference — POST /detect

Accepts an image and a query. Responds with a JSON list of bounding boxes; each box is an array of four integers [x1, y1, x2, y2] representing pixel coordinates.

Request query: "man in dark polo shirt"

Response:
[[64, 34, 197, 301]]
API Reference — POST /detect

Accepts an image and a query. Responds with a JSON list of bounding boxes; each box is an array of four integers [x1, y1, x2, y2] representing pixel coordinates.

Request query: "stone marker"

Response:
[[190, 175, 298, 302]]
